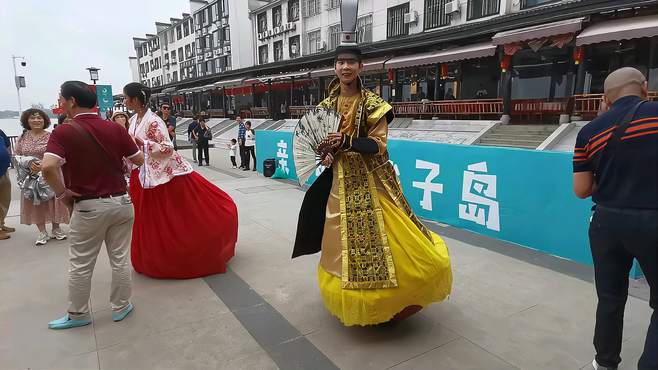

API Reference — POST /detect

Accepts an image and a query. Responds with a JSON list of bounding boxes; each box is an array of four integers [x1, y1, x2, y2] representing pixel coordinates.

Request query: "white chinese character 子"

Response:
[[276, 140, 289, 174], [412, 160, 443, 211], [458, 162, 500, 232]]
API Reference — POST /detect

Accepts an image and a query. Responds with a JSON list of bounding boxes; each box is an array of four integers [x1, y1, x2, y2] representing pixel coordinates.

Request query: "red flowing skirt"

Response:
[[129, 169, 238, 279]]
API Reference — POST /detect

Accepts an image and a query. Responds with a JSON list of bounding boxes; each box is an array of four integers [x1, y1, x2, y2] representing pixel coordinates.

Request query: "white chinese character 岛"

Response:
[[458, 162, 500, 231], [412, 160, 443, 211], [276, 140, 290, 174]]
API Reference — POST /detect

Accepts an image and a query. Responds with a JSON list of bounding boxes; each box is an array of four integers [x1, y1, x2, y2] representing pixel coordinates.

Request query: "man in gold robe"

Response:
[[292, 45, 452, 326]]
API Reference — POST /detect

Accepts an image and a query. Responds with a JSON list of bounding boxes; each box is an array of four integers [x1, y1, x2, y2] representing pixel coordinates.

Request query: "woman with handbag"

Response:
[[14, 109, 70, 246], [123, 83, 237, 279], [193, 118, 212, 167]]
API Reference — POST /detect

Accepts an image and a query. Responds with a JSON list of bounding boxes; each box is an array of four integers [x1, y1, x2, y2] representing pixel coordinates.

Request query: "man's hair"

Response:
[[60, 81, 97, 108], [334, 46, 363, 63]]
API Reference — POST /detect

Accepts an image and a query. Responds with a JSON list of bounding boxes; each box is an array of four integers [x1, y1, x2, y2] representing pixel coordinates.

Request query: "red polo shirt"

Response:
[[45, 113, 140, 197]]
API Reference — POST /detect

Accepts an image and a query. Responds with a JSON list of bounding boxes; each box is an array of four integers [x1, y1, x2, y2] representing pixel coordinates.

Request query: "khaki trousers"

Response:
[[67, 195, 134, 320], [0, 173, 10, 226]]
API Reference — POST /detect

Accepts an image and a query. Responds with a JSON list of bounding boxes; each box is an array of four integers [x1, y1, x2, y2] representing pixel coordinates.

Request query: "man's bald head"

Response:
[[604, 67, 648, 103]]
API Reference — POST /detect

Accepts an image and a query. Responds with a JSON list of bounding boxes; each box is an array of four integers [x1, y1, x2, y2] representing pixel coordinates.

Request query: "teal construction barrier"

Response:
[[255, 130, 644, 278]]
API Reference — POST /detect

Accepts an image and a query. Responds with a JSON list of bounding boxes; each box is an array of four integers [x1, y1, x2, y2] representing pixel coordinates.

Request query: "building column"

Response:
[[434, 63, 441, 101], [500, 54, 513, 124], [252, 84, 257, 108], [268, 79, 273, 118], [290, 77, 295, 109]]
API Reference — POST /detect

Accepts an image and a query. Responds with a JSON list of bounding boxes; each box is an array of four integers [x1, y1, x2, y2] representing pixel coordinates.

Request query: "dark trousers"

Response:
[[244, 146, 256, 169], [230, 156, 237, 167], [589, 206, 657, 370], [239, 143, 246, 168], [197, 143, 210, 165]]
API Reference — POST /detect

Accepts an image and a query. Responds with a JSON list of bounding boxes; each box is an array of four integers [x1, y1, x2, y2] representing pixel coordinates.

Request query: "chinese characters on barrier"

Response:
[[276, 140, 290, 175], [411, 159, 501, 232], [412, 160, 444, 212], [458, 162, 500, 232]]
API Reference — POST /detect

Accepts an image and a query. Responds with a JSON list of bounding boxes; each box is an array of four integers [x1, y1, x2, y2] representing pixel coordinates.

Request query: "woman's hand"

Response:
[[29, 161, 42, 174], [321, 152, 334, 167]]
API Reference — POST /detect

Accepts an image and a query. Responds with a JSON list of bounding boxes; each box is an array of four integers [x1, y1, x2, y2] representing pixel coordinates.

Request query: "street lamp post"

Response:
[[86, 67, 100, 85], [12, 55, 27, 113]]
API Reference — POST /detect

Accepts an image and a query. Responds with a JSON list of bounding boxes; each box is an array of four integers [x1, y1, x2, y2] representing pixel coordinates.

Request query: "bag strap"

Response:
[[593, 101, 645, 171], [70, 119, 125, 181]]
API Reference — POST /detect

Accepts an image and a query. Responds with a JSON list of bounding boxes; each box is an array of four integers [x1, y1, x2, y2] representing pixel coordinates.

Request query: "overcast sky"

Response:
[[0, 0, 190, 111]]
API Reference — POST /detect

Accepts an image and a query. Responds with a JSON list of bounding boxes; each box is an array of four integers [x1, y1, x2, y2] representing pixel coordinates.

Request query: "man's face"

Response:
[[236, 116, 242, 123], [59, 94, 73, 117], [161, 105, 170, 117], [335, 54, 362, 85]]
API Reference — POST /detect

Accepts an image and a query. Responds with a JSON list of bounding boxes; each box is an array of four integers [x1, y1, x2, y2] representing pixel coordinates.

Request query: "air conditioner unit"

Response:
[[317, 40, 326, 51], [197, 55, 204, 61], [404, 11, 418, 24], [206, 51, 213, 58], [445, 1, 461, 15], [222, 17, 228, 26], [215, 49, 222, 56]]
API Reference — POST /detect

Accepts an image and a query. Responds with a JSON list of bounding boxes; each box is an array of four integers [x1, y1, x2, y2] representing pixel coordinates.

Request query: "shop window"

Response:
[[357, 15, 373, 44], [467, 0, 500, 21], [387, 3, 409, 39], [424, 0, 450, 30], [274, 41, 284, 62], [273, 6, 282, 28], [258, 12, 268, 33], [328, 24, 341, 50], [520, 0, 559, 9], [288, 0, 300, 22], [259, 45, 269, 65], [289, 35, 301, 58]]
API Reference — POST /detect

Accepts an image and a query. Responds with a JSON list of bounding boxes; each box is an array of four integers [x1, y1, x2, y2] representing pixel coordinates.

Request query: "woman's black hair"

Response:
[[60, 81, 97, 108], [123, 82, 151, 106], [231, 138, 237, 143], [20, 108, 51, 130]]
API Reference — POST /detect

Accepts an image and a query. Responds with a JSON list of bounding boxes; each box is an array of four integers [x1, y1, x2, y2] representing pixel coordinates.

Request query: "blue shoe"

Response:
[[112, 303, 134, 322], [48, 314, 91, 330]]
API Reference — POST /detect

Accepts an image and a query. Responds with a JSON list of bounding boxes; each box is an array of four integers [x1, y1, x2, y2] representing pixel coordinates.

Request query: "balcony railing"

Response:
[[250, 107, 270, 118], [392, 99, 504, 118], [573, 92, 658, 120], [289, 105, 315, 118]]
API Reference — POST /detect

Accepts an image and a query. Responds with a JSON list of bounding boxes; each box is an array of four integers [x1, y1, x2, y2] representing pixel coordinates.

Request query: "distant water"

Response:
[[0, 118, 54, 137], [0, 118, 23, 137]]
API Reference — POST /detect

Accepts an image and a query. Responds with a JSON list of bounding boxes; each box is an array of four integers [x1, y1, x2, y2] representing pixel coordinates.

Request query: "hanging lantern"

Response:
[[387, 68, 395, 83], [500, 55, 511, 73], [573, 46, 584, 65], [440, 64, 449, 79]]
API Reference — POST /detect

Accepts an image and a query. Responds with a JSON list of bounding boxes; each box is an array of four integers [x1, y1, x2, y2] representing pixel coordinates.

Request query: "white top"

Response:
[[229, 143, 237, 157], [245, 130, 255, 147]]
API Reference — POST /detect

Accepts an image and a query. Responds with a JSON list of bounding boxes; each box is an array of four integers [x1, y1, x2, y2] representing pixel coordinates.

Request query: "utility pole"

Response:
[[12, 55, 26, 113]]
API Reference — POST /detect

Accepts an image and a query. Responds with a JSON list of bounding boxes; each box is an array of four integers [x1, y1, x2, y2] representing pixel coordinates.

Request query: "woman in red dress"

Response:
[[123, 83, 237, 279]]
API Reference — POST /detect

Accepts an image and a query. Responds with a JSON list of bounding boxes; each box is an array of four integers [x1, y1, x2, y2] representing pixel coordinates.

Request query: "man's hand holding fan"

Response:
[[292, 108, 343, 186]]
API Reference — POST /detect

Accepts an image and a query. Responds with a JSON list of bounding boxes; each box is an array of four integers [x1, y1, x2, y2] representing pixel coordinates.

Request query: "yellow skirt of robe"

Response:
[[317, 196, 452, 326]]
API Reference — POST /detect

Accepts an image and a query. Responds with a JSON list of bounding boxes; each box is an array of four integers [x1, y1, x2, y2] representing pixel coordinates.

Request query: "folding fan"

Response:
[[292, 108, 342, 186]]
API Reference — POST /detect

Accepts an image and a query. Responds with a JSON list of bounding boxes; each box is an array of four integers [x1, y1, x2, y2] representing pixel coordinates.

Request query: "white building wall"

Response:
[[129, 57, 140, 82], [229, 0, 256, 70], [251, 0, 303, 65]]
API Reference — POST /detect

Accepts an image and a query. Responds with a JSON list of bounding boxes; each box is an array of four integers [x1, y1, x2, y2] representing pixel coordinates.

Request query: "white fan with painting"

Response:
[[292, 108, 342, 186]]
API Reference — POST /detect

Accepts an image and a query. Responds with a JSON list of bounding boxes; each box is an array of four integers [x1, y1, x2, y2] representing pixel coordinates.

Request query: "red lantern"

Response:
[[573, 46, 584, 65], [387, 68, 395, 82], [440, 64, 449, 79], [500, 55, 511, 73]]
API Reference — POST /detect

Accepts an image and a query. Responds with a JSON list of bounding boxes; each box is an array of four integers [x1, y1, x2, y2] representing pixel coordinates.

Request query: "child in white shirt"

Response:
[[228, 139, 238, 169]]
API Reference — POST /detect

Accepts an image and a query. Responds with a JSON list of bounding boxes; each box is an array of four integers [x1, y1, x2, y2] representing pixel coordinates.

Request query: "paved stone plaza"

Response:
[[1, 148, 652, 370]]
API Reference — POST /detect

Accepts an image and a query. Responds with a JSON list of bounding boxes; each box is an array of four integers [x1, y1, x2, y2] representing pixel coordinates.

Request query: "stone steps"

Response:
[[477, 124, 558, 149]]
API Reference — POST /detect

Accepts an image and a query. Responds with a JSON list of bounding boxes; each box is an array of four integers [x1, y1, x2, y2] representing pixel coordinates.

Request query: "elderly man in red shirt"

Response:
[[42, 81, 144, 330]]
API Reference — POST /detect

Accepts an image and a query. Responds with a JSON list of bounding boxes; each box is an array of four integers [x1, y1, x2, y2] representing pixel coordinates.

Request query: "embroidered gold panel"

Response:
[[338, 152, 398, 289]]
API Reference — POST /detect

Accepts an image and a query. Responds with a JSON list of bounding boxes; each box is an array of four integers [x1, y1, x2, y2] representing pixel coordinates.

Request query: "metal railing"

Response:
[[392, 99, 504, 118], [288, 105, 315, 118], [573, 92, 658, 120]]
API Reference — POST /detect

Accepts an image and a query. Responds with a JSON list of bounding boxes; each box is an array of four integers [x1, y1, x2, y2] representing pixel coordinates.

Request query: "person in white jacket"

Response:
[[243, 121, 256, 171]]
